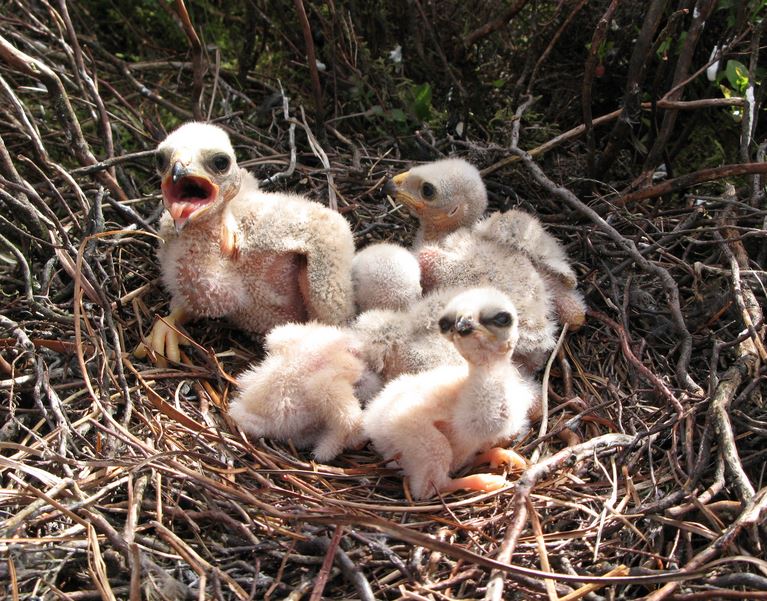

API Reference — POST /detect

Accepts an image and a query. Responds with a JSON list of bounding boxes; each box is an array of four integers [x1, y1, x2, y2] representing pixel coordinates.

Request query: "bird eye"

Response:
[[155, 152, 169, 173], [438, 316, 452, 333], [492, 311, 512, 327], [421, 182, 436, 200], [209, 153, 231, 174]]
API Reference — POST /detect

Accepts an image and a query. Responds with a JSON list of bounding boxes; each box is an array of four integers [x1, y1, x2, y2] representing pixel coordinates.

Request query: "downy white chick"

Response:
[[135, 122, 355, 366], [363, 287, 537, 500], [351, 242, 422, 312], [228, 322, 366, 462]]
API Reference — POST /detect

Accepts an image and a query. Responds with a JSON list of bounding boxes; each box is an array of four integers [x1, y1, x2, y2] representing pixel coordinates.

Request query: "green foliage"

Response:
[[724, 59, 750, 93]]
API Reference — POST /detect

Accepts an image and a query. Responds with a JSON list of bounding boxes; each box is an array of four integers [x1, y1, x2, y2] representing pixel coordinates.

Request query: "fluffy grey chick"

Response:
[[352, 287, 465, 383], [382, 158, 487, 248], [135, 122, 355, 366]]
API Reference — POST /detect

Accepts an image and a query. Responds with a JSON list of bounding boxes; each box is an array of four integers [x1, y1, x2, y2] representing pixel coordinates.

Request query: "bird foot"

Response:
[[475, 447, 528, 470], [134, 307, 190, 367], [442, 473, 508, 495]]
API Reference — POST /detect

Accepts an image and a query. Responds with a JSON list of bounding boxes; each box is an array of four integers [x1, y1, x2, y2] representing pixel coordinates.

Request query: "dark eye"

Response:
[[155, 152, 169, 173], [421, 182, 436, 200], [438, 316, 452, 333], [209, 153, 231, 173], [492, 311, 512, 327]]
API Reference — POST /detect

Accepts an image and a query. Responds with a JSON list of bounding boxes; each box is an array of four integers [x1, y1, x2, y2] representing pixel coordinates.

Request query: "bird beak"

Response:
[[171, 161, 189, 184], [382, 171, 409, 198], [455, 316, 475, 336], [382, 178, 398, 198], [384, 170, 425, 214], [161, 163, 219, 232]]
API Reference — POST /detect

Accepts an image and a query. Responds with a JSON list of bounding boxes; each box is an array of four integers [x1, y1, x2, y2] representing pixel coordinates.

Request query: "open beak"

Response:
[[162, 161, 219, 231]]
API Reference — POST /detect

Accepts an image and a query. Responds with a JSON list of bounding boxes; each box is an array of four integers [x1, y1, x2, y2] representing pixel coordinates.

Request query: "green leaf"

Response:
[[725, 59, 749, 92], [412, 83, 432, 121], [389, 108, 407, 122]]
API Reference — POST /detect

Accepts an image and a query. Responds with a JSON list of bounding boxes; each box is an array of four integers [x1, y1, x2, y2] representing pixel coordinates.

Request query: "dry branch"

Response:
[[1, 2, 765, 599]]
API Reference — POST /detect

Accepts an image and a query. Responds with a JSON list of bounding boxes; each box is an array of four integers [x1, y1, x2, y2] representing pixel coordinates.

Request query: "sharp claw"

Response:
[[166, 327, 181, 364], [134, 342, 148, 359], [136, 308, 189, 366]]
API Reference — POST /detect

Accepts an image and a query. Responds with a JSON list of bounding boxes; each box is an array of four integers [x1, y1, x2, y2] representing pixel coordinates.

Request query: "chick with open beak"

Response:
[[155, 123, 242, 255], [135, 122, 356, 367]]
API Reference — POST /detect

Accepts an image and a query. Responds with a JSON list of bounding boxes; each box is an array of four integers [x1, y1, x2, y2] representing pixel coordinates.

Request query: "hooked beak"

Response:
[[384, 170, 425, 215], [161, 163, 219, 232], [455, 316, 475, 336], [171, 161, 189, 184], [382, 171, 408, 198], [382, 178, 397, 197]]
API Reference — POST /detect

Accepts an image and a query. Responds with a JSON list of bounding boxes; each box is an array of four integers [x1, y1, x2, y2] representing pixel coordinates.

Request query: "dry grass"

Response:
[[1, 1, 766, 599]]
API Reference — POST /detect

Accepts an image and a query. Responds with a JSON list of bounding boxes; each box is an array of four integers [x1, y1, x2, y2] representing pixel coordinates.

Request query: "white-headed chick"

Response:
[[135, 122, 355, 366], [228, 322, 366, 462], [363, 287, 537, 500]]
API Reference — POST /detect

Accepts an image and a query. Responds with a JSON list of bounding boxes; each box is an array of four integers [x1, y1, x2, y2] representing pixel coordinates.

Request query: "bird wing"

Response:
[[474, 210, 578, 288], [235, 192, 356, 324]]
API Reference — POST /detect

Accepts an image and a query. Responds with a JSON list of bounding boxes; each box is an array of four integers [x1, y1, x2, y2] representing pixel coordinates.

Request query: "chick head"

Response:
[[382, 158, 487, 237], [437, 287, 519, 362], [156, 122, 242, 231]]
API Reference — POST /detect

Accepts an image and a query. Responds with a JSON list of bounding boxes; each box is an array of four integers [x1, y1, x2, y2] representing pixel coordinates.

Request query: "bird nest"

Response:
[[1, 2, 766, 600]]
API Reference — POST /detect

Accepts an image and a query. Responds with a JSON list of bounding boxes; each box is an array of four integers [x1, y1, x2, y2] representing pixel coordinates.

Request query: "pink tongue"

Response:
[[169, 202, 196, 220]]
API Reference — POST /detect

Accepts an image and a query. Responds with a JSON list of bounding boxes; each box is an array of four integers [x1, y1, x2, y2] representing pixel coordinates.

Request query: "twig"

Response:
[[481, 98, 746, 176], [262, 83, 297, 186], [644, 487, 767, 600], [173, 0, 206, 120], [293, 0, 324, 124], [484, 434, 637, 600], [458, 0, 529, 59], [526, 0, 588, 96], [292, 107, 337, 210], [588, 308, 684, 415], [505, 108, 702, 396], [308, 529, 376, 601], [0, 33, 128, 204], [532, 324, 569, 463], [616, 162, 767, 207], [69, 150, 157, 176], [643, 0, 718, 170], [309, 526, 343, 601], [583, 0, 621, 175]]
